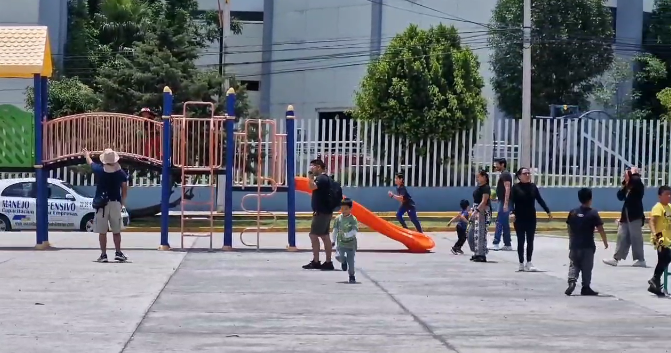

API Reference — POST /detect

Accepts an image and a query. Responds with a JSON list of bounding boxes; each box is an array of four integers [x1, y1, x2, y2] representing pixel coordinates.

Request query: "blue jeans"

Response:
[[397, 205, 423, 233], [493, 202, 511, 246], [338, 247, 356, 276]]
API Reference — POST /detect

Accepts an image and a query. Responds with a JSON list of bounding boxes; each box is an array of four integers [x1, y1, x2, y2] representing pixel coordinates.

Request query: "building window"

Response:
[[241, 80, 260, 91], [231, 11, 263, 22]]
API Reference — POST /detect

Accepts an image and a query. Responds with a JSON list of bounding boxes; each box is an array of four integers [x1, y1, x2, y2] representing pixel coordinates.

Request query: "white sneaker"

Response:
[[501, 246, 513, 251], [525, 262, 538, 272], [632, 260, 647, 268], [602, 258, 618, 266], [518, 263, 525, 272], [490, 243, 501, 251]]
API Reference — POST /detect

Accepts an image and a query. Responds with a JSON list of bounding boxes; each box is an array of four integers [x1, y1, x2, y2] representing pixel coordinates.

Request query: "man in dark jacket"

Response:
[[603, 167, 646, 267]]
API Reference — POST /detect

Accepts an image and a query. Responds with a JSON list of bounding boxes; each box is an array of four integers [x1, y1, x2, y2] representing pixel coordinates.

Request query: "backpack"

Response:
[[328, 175, 343, 211]]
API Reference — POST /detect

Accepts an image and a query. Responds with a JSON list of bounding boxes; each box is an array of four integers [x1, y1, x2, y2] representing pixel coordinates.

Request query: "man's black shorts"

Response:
[[310, 213, 333, 236]]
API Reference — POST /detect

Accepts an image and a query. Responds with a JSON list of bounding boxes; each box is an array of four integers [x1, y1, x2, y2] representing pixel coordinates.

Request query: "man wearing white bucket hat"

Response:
[[84, 148, 129, 262]]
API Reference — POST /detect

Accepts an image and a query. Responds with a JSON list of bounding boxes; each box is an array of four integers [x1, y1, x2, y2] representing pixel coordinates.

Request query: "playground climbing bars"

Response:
[[173, 101, 224, 250], [236, 119, 283, 250]]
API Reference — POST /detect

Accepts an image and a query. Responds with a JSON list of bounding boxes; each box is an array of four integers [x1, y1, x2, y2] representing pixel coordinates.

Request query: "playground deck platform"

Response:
[[0, 231, 667, 353]]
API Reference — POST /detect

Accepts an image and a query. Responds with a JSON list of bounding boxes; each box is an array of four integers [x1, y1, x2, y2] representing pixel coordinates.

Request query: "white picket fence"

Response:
[[3, 116, 668, 188]]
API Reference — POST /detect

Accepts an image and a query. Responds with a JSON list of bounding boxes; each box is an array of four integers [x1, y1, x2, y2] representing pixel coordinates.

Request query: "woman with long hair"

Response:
[[510, 167, 552, 271], [467, 170, 492, 262]]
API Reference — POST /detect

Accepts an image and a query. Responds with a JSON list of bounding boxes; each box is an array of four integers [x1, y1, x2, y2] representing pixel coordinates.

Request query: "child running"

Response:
[[565, 188, 608, 296], [448, 199, 470, 255], [388, 173, 423, 233], [332, 198, 359, 283], [647, 185, 671, 296]]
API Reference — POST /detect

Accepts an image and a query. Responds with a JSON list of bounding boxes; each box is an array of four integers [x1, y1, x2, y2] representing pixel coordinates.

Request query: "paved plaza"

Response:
[[0, 231, 669, 352]]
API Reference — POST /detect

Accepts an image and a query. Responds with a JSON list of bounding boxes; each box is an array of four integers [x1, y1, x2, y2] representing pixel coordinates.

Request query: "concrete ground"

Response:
[[0, 231, 669, 353]]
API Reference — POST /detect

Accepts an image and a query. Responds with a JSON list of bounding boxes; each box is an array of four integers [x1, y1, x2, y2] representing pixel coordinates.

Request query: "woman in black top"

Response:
[[510, 167, 551, 272], [467, 170, 492, 262]]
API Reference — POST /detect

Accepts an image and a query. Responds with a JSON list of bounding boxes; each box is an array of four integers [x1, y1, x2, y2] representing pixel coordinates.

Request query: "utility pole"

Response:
[[218, 0, 231, 95], [520, 0, 532, 168], [217, 0, 231, 212], [218, 26, 225, 96]]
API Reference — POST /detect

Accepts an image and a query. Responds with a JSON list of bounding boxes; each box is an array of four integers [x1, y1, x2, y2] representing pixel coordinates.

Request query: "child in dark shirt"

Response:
[[388, 173, 423, 233], [565, 188, 609, 296], [448, 200, 470, 255]]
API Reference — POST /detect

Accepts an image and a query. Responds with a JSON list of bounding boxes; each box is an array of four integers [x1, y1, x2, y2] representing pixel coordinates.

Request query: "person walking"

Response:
[[467, 170, 492, 262], [510, 167, 551, 272], [332, 198, 359, 283], [565, 188, 608, 296], [84, 148, 129, 262], [491, 158, 513, 251], [448, 199, 470, 255], [302, 158, 335, 270], [646, 186, 671, 296], [603, 167, 646, 267]]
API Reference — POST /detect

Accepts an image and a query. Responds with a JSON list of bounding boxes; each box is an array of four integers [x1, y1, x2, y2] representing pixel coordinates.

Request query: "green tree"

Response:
[[636, 0, 671, 118], [352, 24, 487, 186], [25, 76, 100, 118], [657, 88, 671, 119], [63, 0, 99, 85], [489, 0, 614, 118], [353, 24, 487, 143], [589, 55, 666, 119]]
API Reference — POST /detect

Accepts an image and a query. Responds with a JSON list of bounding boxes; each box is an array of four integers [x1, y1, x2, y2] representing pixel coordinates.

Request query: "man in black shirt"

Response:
[[603, 167, 646, 267], [565, 188, 609, 296], [492, 158, 513, 251], [302, 158, 335, 270]]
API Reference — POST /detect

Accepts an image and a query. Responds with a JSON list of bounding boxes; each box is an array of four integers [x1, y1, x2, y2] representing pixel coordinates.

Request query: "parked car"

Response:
[[0, 178, 130, 232]]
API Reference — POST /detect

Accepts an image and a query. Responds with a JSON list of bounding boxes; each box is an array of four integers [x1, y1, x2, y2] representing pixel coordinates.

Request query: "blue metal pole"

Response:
[[40, 76, 49, 246], [33, 75, 45, 248], [159, 86, 173, 250], [223, 88, 236, 249], [286, 105, 297, 250]]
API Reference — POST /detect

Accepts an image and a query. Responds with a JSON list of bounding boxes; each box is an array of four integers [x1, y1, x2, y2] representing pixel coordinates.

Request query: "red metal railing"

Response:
[[171, 115, 226, 169], [42, 113, 163, 165]]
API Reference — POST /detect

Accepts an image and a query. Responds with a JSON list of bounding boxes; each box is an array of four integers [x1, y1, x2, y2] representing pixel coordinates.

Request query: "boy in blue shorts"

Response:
[[332, 198, 359, 283], [388, 173, 423, 233], [448, 199, 470, 255]]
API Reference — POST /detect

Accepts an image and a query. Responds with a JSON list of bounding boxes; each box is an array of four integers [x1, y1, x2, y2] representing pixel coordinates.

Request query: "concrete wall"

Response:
[[106, 185, 654, 214], [267, 0, 373, 121], [0, 0, 68, 108]]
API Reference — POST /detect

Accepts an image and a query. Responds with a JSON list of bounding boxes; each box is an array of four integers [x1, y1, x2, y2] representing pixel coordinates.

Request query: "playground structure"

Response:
[[0, 25, 434, 252]]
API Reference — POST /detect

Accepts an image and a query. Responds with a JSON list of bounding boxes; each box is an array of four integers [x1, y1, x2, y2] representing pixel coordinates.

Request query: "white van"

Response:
[[0, 178, 130, 232]]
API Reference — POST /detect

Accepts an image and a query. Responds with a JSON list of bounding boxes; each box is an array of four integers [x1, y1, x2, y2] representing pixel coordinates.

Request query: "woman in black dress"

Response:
[[467, 170, 492, 262], [510, 167, 552, 272]]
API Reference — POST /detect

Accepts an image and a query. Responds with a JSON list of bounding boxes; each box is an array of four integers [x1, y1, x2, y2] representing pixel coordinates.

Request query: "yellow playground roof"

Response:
[[0, 26, 53, 78]]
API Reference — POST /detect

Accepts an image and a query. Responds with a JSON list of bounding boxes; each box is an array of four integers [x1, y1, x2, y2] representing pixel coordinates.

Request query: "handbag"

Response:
[[92, 192, 109, 216]]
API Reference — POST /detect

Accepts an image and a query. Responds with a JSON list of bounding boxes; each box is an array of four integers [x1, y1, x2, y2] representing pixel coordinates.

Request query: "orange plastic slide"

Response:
[[294, 177, 435, 252]]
